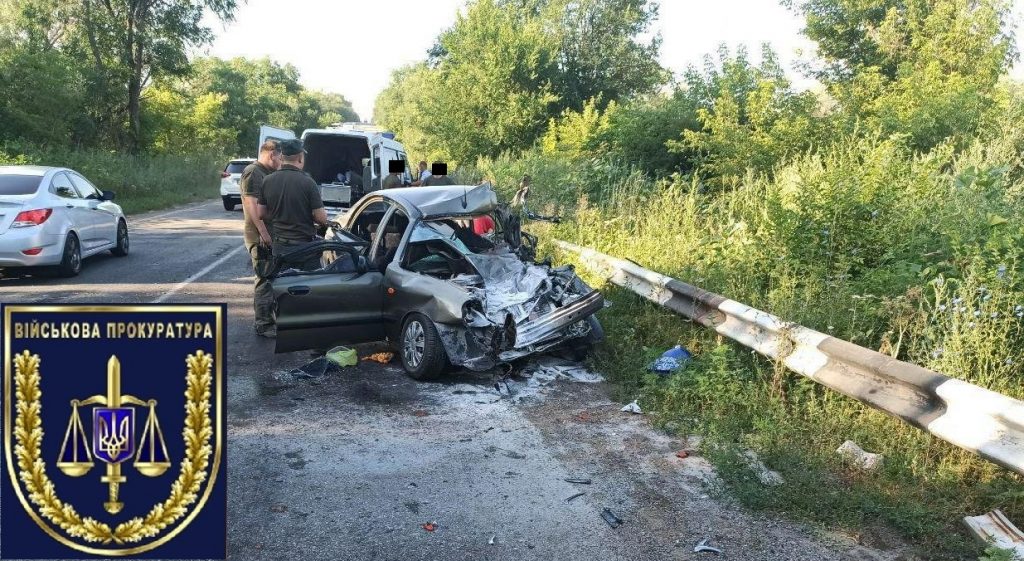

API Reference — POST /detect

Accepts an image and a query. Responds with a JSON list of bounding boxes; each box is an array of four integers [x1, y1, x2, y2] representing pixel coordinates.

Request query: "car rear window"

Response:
[[225, 162, 250, 174], [0, 174, 43, 195]]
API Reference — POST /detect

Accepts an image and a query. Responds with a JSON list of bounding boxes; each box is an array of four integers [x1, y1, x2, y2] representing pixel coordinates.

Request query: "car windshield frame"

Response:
[[0, 174, 44, 196]]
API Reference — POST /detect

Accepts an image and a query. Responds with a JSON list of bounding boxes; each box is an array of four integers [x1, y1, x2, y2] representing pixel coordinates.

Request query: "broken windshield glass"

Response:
[[410, 221, 473, 254]]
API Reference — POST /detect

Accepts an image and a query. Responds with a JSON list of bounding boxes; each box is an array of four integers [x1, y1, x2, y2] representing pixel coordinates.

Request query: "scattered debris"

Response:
[[488, 535, 497, 545], [566, 492, 586, 502], [564, 477, 592, 485], [504, 357, 605, 401], [675, 450, 690, 459], [361, 351, 394, 364], [325, 346, 358, 367], [270, 504, 288, 513], [601, 508, 623, 528], [413, 409, 429, 417], [836, 440, 884, 471], [421, 522, 438, 532], [648, 345, 692, 376], [621, 400, 642, 414], [963, 510, 1024, 557], [741, 450, 784, 486], [694, 538, 722, 554]]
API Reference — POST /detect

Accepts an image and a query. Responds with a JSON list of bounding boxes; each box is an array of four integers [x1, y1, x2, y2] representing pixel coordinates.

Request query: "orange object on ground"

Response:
[[362, 352, 394, 364], [422, 522, 437, 532]]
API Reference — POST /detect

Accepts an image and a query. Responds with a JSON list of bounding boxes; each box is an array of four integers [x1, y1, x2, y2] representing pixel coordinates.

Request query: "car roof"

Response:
[[0, 165, 63, 176], [228, 158, 255, 164], [378, 184, 499, 219]]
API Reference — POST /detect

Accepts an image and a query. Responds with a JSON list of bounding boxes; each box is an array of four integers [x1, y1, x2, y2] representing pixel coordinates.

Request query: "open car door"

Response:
[[271, 240, 386, 353], [258, 124, 296, 153]]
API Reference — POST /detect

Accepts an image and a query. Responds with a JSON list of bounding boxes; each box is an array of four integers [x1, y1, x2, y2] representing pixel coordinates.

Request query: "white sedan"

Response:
[[0, 165, 129, 277]]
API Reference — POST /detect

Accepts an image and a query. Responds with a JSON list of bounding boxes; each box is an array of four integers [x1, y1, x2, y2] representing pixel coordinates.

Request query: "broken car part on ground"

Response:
[[267, 184, 605, 379]]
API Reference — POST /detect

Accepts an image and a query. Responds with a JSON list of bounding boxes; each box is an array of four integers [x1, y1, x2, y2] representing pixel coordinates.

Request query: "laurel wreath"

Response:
[[12, 349, 214, 545]]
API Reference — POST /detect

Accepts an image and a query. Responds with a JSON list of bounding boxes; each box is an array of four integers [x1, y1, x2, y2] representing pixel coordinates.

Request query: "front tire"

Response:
[[222, 196, 236, 211], [111, 220, 129, 256], [400, 313, 447, 380], [56, 233, 82, 277]]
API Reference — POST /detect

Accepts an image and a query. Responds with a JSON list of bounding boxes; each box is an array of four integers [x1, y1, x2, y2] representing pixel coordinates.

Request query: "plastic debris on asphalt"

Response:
[[326, 346, 358, 367], [421, 522, 438, 532], [601, 508, 623, 528], [647, 345, 692, 376], [836, 440, 884, 471], [361, 351, 394, 364], [566, 492, 586, 502], [694, 538, 722, 554], [502, 357, 604, 401], [621, 399, 642, 414], [289, 357, 343, 379]]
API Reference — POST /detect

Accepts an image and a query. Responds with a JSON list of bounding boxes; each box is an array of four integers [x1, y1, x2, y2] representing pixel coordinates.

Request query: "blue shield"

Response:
[[92, 407, 135, 464]]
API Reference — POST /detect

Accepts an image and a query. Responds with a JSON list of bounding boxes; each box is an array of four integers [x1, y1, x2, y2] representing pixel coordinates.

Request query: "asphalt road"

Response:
[[0, 200, 909, 561]]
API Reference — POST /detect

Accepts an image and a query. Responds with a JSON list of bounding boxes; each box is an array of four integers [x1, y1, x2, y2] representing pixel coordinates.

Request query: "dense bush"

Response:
[[0, 142, 223, 214]]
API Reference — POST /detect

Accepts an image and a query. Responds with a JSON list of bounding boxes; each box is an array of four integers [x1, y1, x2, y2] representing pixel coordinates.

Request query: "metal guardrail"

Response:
[[555, 240, 1024, 476]]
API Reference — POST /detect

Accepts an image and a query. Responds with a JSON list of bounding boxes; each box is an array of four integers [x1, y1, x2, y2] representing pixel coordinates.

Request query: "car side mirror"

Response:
[[102, 190, 116, 201], [356, 255, 369, 274]]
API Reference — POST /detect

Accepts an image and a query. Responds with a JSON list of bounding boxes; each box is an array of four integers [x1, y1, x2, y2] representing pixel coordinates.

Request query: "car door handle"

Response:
[[287, 286, 310, 296], [66, 204, 74, 208]]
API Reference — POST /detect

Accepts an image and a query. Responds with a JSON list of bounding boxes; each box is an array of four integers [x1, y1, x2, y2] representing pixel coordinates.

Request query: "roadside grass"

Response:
[[0, 142, 224, 214], [520, 133, 1024, 558]]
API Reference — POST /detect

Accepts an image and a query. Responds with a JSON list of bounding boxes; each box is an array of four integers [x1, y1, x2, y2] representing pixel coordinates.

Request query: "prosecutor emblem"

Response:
[[2, 305, 226, 559]]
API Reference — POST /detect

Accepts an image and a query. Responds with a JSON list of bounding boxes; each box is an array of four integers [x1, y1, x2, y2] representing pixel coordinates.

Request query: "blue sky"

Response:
[[200, 0, 1024, 122]]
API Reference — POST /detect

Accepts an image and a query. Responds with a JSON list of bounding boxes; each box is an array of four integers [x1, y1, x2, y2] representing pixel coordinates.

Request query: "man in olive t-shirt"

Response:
[[423, 161, 455, 186], [241, 139, 280, 337], [258, 138, 329, 271]]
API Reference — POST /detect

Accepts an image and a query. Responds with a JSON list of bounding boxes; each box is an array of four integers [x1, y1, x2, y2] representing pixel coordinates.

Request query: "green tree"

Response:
[[528, 0, 665, 112], [787, 0, 1016, 150], [671, 45, 825, 188], [76, 0, 238, 152], [376, 0, 665, 164]]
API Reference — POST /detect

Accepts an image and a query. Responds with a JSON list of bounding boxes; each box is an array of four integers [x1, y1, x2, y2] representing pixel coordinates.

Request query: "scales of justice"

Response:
[[55, 355, 171, 514]]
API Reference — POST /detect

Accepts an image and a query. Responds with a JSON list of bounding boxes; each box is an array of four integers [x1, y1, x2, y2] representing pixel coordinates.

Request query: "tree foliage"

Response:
[[374, 0, 663, 164], [0, 0, 355, 155]]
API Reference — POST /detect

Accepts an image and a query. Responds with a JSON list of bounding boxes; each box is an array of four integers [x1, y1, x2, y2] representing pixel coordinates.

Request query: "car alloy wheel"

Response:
[[403, 320, 426, 369], [57, 233, 82, 277], [112, 220, 129, 256]]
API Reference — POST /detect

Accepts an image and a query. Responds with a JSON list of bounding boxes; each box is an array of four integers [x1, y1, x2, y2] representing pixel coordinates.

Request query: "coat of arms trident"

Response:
[[55, 355, 171, 514]]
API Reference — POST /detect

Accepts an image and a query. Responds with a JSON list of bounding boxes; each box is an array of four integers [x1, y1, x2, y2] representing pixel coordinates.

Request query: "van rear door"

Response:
[[258, 125, 296, 153]]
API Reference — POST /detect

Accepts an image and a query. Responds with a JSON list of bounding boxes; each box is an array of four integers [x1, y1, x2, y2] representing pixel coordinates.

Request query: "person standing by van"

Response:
[[424, 162, 454, 186], [241, 139, 281, 337], [258, 139, 329, 274], [411, 160, 431, 186], [382, 160, 405, 189]]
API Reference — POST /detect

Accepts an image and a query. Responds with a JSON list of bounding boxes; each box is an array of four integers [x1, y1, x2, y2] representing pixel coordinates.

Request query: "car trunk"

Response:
[[304, 133, 371, 205]]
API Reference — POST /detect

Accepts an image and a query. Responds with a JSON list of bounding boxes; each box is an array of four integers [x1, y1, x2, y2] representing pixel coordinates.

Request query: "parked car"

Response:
[[258, 123, 412, 209], [0, 166, 129, 277], [220, 158, 254, 211], [268, 183, 605, 379]]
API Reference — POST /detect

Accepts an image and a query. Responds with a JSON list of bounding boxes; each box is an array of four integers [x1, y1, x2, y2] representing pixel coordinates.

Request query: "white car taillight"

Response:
[[12, 208, 53, 228]]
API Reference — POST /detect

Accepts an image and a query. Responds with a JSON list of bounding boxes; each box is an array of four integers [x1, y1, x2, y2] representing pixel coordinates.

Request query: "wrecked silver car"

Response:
[[269, 183, 604, 379]]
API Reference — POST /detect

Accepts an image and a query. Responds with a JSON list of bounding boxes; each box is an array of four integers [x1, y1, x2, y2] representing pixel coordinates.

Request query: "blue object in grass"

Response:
[[648, 345, 692, 375]]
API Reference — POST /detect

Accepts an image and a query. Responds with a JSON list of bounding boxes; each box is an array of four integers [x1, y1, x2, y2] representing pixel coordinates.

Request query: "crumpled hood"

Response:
[[464, 251, 552, 324]]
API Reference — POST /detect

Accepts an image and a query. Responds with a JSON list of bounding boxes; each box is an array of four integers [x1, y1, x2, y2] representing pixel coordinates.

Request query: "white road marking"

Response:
[[152, 244, 247, 303], [131, 199, 220, 224]]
